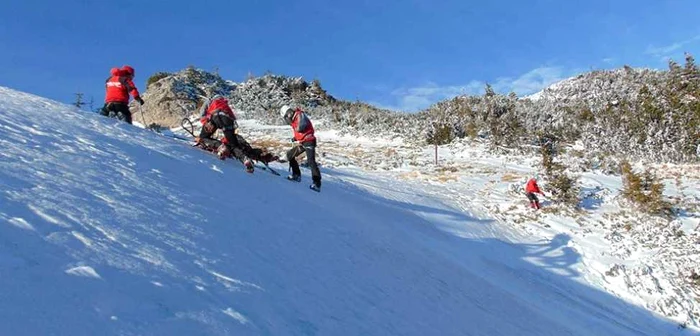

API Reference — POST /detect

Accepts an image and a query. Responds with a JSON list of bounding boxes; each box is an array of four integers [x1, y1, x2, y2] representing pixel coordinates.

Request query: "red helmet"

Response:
[[110, 67, 120, 76], [121, 65, 135, 77]]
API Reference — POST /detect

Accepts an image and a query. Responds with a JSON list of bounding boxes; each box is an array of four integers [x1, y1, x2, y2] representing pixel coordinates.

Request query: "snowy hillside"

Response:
[[0, 86, 694, 335]]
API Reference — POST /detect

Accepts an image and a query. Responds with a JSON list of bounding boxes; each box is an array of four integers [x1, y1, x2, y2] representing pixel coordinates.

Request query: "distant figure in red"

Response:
[[101, 65, 144, 124], [525, 176, 544, 209]]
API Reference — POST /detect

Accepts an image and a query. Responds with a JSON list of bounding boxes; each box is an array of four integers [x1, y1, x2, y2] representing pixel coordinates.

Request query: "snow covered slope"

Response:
[[0, 86, 689, 335]]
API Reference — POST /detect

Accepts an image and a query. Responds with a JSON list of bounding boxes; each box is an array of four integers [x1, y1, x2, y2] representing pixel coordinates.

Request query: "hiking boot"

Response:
[[310, 183, 321, 192], [244, 158, 254, 173], [286, 174, 301, 182]]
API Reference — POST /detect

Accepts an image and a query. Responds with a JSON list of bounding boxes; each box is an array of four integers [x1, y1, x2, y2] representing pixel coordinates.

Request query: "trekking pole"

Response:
[[139, 102, 151, 129]]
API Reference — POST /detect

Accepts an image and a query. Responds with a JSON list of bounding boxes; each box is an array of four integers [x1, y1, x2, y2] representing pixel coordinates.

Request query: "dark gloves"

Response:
[[135, 96, 145, 105]]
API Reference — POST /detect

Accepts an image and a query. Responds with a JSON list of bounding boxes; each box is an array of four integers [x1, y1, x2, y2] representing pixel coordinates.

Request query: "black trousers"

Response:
[[101, 102, 132, 124], [526, 192, 539, 203], [287, 140, 321, 186]]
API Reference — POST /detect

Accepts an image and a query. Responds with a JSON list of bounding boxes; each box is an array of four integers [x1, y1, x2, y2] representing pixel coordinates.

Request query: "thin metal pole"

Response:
[[139, 102, 150, 128]]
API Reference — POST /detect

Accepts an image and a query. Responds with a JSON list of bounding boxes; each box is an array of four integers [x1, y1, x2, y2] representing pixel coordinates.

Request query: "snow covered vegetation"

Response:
[[144, 55, 699, 166], [1, 53, 698, 334]]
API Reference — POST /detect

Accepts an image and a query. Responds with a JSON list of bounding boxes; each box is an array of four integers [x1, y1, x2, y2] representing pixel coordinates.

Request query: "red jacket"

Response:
[[105, 69, 140, 104], [525, 178, 542, 194], [290, 109, 316, 143], [199, 96, 235, 124]]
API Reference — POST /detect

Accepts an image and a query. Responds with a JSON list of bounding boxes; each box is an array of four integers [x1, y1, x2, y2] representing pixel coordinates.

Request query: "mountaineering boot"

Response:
[[286, 174, 301, 182], [309, 183, 321, 192], [244, 158, 254, 173]]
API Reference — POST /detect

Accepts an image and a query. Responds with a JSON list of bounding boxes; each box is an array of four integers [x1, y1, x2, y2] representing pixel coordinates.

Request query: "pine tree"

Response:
[[484, 83, 496, 98], [73, 93, 85, 109]]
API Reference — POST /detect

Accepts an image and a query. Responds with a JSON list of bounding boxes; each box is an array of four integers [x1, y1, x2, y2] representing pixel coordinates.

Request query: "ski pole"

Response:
[[139, 102, 151, 129]]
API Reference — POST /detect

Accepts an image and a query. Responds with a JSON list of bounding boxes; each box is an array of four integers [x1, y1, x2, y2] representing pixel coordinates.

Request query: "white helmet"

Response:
[[280, 105, 291, 118]]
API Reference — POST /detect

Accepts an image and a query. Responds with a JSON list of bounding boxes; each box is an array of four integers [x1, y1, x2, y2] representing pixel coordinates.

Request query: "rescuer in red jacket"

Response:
[[197, 95, 255, 172], [101, 65, 144, 124], [525, 176, 545, 209], [280, 105, 321, 192]]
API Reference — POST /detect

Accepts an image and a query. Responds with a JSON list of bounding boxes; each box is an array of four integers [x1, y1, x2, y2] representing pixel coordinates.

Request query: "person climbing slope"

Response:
[[101, 65, 144, 124], [280, 105, 322, 192], [525, 175, 545, 210]]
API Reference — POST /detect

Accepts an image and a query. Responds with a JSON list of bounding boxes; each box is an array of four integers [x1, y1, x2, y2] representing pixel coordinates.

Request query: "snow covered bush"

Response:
[[426, 123, 454, 145], [547, 169, 580, 207], [620, 160, 672, 216], [146, 72, 172, 88]]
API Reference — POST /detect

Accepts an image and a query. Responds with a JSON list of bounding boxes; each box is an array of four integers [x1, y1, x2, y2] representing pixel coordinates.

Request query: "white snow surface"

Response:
[[0, 86, 695, 335]]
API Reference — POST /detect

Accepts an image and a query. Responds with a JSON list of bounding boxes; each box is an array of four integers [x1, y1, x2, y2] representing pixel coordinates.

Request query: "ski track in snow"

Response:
[[0, 86, 694, 335]]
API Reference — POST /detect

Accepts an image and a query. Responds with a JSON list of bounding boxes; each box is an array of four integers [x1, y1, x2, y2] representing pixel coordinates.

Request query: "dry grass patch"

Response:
[[501, 172, 521, 182], [398, 171, 422, 180], [250, 138, 289, 153], [436, 165, 459, 173], [436, 173, 457, 183]]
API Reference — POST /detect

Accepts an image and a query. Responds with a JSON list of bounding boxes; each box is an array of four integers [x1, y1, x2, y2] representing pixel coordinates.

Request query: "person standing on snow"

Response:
[[525, 176, 545, 210], [101, 65, 144, 124], [280, 105, 322, 192], [197, 95, 255, 173]]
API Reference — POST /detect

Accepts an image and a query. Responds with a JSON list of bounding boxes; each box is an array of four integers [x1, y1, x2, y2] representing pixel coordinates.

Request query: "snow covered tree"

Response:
[[620, 161, 671, 216]]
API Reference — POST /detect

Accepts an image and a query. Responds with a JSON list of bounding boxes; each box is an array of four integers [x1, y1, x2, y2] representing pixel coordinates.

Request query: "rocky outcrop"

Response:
[[135, 67, 235, 127], [139, 69, 335, 127]]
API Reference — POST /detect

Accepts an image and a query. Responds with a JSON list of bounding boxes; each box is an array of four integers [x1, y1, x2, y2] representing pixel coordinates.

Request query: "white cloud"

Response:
[[492, 67, 566, 96], [378, 66, 569, 112], [645, 35, 700, 60]]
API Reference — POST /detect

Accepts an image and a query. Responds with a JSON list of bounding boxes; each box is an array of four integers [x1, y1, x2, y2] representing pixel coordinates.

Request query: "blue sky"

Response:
[[1, 0, 699, 112]]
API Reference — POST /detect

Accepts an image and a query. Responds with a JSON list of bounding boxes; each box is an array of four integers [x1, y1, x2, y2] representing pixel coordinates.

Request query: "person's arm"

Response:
[[199, 99, 211, 124], [124, 77, 143, 104], [296, 113, 309, 133]]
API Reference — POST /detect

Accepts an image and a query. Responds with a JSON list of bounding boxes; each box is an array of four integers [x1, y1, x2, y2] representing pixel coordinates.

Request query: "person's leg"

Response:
[[303, 143, 321, 187], [196, 124, 219, 150], [527, 193, 540, 209], [100, 103, 110, 117], [114, 103, 132, 124], [526, 192, 537, 208], [221, 129, 247, 161], [286, 145, 305, 178]]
